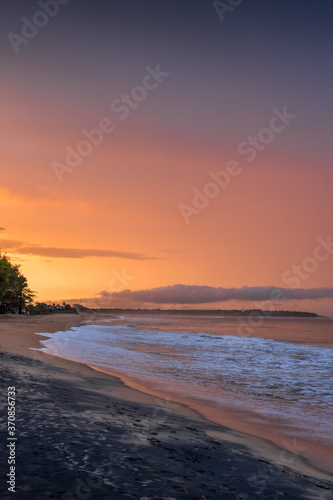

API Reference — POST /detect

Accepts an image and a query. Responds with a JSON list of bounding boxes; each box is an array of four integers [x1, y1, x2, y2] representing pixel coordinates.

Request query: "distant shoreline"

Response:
[[75, 307, 323, 318]]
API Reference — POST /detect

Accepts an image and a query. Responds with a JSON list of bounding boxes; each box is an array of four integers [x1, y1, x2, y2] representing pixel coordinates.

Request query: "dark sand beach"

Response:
[[1, 314, 333, 499]]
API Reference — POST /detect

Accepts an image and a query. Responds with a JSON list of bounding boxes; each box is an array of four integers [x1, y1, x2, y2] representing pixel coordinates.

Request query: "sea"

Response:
[[33, 313, 333, 474]]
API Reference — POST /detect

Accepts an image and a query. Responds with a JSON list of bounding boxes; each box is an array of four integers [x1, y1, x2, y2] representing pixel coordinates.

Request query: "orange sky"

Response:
[[1, 1, 333, 315], [1, 123, 332, 315]]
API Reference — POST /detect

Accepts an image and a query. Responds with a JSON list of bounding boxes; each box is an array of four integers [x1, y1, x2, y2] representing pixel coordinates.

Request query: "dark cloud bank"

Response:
[[99, 284, 333, 305]]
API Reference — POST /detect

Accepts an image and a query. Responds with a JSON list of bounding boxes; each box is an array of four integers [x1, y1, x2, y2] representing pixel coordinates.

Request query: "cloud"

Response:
[[98, 284, 333, 304], [0, 239, 152, 260]]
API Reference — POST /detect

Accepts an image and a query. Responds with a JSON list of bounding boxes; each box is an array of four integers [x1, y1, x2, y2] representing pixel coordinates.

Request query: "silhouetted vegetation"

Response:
[[26, 302, 83, 315], [0, 253, 35, 314]]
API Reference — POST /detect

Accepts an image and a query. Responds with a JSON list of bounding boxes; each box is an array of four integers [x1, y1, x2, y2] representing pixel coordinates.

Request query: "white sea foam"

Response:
[[34, 319, 333, 446]]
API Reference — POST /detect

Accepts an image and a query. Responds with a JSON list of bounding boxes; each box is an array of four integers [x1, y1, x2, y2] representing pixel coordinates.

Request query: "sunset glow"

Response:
[[1, 0, 333, 315]]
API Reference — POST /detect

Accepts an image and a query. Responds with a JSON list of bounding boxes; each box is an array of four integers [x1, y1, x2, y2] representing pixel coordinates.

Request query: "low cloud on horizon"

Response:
[[95, 284, 333, 306]]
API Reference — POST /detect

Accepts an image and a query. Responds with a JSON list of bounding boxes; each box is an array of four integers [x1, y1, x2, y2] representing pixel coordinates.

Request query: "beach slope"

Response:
[[1, 315, 332, 499]]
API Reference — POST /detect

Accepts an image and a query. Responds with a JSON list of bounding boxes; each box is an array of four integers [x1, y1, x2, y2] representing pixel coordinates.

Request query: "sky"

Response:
[[1, 0, 333, 314]]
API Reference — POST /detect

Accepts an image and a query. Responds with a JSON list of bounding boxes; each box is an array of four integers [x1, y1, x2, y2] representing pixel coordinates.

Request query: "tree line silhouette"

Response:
[[0, 252, 35, 314]]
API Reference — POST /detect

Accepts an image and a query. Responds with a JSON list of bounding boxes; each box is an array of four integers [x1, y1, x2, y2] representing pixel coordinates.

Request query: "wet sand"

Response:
[[91, 363, 333, 480], [90, 313, 333, 477], [1, 314, 333, 499]]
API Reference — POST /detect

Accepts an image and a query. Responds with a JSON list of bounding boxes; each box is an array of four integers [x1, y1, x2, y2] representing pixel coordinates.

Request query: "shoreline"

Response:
[[3, 312, 333, 478], [1, 314, 333, 498], [88, 364, 333, 482], [33, 312, 333, 479]]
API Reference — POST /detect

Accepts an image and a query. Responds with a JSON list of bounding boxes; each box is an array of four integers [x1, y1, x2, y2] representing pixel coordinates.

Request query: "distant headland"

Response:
[[67, 306, 322, 318]]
